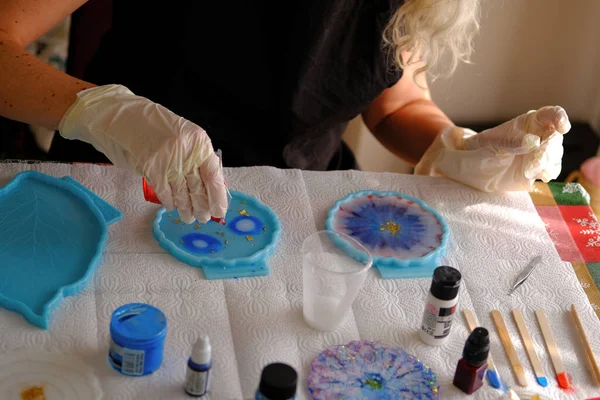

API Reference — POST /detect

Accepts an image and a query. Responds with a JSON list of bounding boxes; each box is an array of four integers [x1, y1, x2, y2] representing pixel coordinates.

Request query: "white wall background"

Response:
[[345, 0, 600, 173]]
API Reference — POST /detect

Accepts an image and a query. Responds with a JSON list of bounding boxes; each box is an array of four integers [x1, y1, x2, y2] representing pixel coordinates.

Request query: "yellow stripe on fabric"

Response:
[[572, 262, 600, 320], [530, 181, 557, 206]]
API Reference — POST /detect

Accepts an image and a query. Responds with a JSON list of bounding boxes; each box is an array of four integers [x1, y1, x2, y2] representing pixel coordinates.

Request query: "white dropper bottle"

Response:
[[184, 335, 212, 397]]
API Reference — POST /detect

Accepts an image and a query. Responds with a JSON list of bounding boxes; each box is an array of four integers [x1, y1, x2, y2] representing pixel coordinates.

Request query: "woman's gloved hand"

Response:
[[59, 84, 227, 224], [415, 106, 571, 192]]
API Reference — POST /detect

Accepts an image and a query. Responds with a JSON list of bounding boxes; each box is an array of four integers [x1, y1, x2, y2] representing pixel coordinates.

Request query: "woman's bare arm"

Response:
[[363, 57, 453, 166], [0, 0, 94, 130]]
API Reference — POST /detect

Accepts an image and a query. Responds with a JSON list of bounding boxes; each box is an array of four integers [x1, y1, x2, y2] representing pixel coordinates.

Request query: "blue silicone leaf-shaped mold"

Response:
[[0, 171, 111, 328], [60, 176, 122, 225], [326, 191, 449, 279], [153, 190, 281, 279]]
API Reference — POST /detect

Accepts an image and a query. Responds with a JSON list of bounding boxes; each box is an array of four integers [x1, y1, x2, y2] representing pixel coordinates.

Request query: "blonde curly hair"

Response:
[[384, 0, 481, 78]]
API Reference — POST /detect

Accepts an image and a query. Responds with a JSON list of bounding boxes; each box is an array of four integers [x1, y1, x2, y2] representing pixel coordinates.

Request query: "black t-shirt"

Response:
[[50, 0, 403, 169]]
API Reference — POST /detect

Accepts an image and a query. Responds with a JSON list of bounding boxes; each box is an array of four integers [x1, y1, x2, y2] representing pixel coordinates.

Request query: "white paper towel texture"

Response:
[[0, 163, 598, 399]]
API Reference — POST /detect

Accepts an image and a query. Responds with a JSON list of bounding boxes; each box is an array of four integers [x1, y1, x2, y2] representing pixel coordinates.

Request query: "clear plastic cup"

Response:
[[302, 231, 372, 331]]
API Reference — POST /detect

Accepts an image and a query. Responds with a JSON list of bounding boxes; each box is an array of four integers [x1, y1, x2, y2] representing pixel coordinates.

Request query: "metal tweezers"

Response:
[[509, 256, 542, 295]]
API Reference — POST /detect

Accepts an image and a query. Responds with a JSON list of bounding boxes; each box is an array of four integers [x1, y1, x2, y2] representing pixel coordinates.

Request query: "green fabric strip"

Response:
[[588, 262, 600, 290], [549, 182, 591, 206]]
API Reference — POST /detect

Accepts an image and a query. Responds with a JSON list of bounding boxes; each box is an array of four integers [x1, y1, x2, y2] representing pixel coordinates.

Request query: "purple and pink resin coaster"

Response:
[[326, 191, 449, 279], [308, 340, 439, 400]]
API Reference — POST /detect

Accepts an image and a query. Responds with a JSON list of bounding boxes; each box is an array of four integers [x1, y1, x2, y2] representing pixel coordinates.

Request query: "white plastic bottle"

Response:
[[419, 266, 462, 346], [184, 336, 212, 397]]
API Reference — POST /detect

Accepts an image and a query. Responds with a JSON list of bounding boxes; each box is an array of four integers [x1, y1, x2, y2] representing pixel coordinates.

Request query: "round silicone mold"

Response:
[[153, 190, 281, 279], [325, 190, 449, 279]]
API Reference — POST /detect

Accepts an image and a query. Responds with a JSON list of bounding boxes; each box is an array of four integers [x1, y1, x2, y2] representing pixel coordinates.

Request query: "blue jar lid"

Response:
[[110, 303, 167, 346]]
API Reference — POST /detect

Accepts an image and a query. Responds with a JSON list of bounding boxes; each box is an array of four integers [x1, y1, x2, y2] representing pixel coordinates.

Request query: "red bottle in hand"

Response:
[[453, 327, 490, 395], [142, 178, 226, 225]]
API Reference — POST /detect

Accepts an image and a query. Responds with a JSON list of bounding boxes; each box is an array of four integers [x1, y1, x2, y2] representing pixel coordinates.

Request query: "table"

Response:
[[1, 162, 599, 400]]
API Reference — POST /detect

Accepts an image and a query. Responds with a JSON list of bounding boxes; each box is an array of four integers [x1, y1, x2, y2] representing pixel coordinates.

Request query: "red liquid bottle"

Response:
[[141, 149, 228, 225], [142, 178, 225, 225], [453, 327, 490, 395]]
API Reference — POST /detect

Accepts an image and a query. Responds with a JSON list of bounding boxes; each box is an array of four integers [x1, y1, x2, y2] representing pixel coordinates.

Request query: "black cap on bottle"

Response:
[[258, 363, 298, 400], [430, 266, 461, 301], [463, 327, 490, 367]]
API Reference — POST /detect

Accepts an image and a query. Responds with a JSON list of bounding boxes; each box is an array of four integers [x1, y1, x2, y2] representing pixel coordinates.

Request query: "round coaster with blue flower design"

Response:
[[153, 191, 281, 279], [308, 340, 439, 400], [325, 191, 449, 279]]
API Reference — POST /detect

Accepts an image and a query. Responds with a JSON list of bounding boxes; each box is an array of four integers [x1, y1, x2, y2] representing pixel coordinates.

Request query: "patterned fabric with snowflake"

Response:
[[530, 180, 600, 319], [573, 212, 600, 248], [562, 182, 591, 203]]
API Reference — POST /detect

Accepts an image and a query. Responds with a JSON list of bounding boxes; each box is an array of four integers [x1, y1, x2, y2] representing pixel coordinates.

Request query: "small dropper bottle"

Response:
[[453, 327, 490, 395], [184, 336, 212, 397]]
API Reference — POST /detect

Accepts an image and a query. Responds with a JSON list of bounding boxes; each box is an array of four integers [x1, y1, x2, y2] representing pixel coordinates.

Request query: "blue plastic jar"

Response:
[[108, 303, 167, 376]]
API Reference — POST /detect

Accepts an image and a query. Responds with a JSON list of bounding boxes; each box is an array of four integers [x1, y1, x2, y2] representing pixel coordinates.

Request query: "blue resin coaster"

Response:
[[0, 171, 120, 328], [153, 191, 281, 279], [325, 191, 449, 279], [308, 340, 439, 399]]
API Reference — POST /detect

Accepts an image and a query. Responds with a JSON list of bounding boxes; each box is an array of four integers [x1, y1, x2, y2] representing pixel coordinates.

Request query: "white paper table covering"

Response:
[[0, 162, 598, 400]]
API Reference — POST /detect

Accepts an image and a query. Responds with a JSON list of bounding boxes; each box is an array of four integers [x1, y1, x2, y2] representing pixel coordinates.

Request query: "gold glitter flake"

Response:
[[246, 236, 254, 241], [225, 240, 229, 245], [221, 232, 226, 237], [240, 201, 246, 204], [380, 221, 401, 236], [173, 218, 181, 224], [21, 386, 46, 400], [239, 209, 249, 216], [194, 224, 201, 229]]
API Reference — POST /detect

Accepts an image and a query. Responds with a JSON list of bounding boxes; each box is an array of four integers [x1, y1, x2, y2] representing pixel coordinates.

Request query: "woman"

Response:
[[0, 0, 569, 224]]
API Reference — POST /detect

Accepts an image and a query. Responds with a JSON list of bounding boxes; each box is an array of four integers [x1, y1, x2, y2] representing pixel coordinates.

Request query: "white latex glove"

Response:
[[415, 106, 571, 192], [59, 84, 227, 224]]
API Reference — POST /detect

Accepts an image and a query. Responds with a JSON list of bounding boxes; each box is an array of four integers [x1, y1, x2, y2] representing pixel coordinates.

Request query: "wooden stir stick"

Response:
[[463, 310, 502, 388], [535, 309, 571, 389], [491, 310, 528, 387], [571, 305, 600, 386], [512, 310, 548, 387]]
